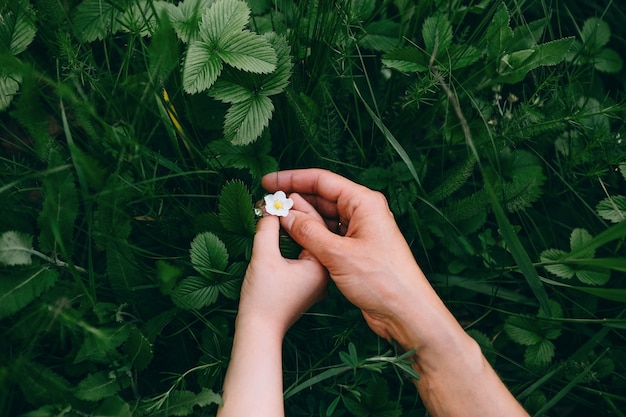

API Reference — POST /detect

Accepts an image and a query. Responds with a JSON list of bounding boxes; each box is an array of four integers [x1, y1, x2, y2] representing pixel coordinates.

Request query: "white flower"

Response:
[[264, 191, 293, 217]]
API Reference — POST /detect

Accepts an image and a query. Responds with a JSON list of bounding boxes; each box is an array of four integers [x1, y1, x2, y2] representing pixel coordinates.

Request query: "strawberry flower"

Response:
[[263, 191, 293, 217]]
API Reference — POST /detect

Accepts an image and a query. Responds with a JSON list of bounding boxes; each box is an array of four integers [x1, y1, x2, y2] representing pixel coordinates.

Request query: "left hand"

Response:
[[236, 193, 329, 335]]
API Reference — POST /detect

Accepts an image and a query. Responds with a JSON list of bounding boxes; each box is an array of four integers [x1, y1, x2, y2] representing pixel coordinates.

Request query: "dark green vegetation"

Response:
[[1, 0, 625, 415]]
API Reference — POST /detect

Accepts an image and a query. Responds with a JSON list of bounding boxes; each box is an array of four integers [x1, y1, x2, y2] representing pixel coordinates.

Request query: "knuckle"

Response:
[[295, 217, 319, 241], [369, 190, 392, 210]]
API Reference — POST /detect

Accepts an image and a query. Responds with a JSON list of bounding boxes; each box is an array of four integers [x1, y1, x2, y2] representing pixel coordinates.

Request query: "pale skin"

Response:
[[218, 168, 530, 417], [217, 194, 328, 417]]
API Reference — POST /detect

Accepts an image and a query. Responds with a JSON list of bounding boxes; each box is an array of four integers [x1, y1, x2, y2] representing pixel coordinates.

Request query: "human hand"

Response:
[[257, 170, 531, 417], [261, 169, 435, 344], [236, 194, 329, 335]]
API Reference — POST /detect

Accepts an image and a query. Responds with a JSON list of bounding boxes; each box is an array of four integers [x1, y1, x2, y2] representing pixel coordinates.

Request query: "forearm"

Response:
[[410, 325, 529, 417], [386, 271, 529, 417], [217, 317, 285, 417]]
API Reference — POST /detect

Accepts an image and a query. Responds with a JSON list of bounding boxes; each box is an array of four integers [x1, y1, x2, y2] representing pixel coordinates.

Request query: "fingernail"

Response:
[[282, 211, 295, 230]]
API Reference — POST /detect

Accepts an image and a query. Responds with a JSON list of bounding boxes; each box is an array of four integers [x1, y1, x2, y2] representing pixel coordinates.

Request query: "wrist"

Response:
[[380, 275, 479, 375], [235, 309, 291, 340]]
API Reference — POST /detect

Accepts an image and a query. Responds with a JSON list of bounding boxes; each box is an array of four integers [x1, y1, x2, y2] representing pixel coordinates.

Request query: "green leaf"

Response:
[[541, 229, 611, 285], [72, 0, 122, 43], [496, 37, 575, 84], [510, 18, 547, 50], [358, 20, 401, 52], [429, 158, 476, 203], [505, 301, 562, 368], [14, 358, 73, 406], [151, 389, 221, 416], [575, 268, 610, 286], [74, 371, 121, 401], [581, 17, 610, 50], [182, 40, 223, 93], [156, 260, 183, 295], [211, 78, 255, 103], [540, 248, 575, 279], [494, 149, 546, 212], [208, 33, 290, 101], [500, 49, 535, 72], [172, 276, 219, 308], [258, 32, 292, 95], [0, 266, 58, 319], [206, 136, 278, 179], [200, 0, 250, 43], [166, 0, 213, 43], [565, 219, 626, 260], [382, 47, 428, 72], [570, 228, 595, 258], [219, 262, 245, 299], [422, 14, 452, 57], [0, 230, 33, 266], [504, 316, 544, 346], [0, 72, 21, 111], [448, 44, 482, 70], [190, 232, 229, 276], [75, 325, 131, 364], [0, 0, 36, 55], [218, 180, 256, 235], [196, 388, 222, 407], [538, 299, 563, 320], [532, 37, 576, 66], [339, 343, 359, 368], [224, 94, 274, 145], [124, 326, 153, 371], [217, 30, 277, 73], [525, 339, 555, 367], [594, 48, 623, 73], [486, 3, 513, 61]]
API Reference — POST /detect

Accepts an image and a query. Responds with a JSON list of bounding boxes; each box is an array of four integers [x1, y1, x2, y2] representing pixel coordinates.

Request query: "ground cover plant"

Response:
[[1, 0, 625, 415]]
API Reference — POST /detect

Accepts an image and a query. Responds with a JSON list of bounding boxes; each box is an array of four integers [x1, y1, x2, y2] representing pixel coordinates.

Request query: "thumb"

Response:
[[281, 209, 346, 266], [251, 215, 281, 259]]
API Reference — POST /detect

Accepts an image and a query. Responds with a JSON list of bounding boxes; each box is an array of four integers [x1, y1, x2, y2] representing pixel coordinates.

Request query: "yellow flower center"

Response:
[[273, 200, 284, 210]]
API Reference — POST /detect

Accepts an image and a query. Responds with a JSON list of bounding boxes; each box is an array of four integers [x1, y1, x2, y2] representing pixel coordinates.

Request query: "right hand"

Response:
[[262, 169, 430, 343]]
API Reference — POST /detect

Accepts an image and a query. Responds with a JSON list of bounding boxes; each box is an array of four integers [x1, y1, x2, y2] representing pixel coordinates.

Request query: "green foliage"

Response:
[[382, 3, 574, 86], [0, 266, 58, 319], [567, 17, 624, 74], [0, 230, 33, 266], [0, 0, 36, 110], [504, 300, 563, 367], [1, 0, 626, 415], [181, 0, 277, 94], [540, 228, 611, 286]]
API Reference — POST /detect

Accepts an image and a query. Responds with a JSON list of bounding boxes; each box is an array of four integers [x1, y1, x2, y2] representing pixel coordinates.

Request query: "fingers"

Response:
[[262, 169, 367, 219], [289, 193, 326, 224], [253, 193, 329, 261], [280, 207, 346, 267]]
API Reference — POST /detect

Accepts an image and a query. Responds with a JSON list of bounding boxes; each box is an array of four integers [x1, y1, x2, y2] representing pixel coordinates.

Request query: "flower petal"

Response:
[[263, 191, 293, 217]]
